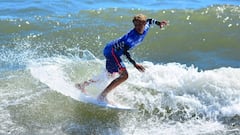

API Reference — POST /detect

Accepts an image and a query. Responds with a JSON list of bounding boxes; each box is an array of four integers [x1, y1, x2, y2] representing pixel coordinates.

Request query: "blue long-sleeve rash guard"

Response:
[[103, 19, 160, 65]]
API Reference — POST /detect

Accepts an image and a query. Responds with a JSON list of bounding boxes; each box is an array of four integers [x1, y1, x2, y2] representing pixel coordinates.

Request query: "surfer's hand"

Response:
[[134, 64, 145, 72], [160, 20, 167, 28]]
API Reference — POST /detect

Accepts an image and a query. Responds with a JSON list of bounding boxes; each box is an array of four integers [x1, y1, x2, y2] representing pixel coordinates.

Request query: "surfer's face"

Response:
[[133, 20, 146, 34]]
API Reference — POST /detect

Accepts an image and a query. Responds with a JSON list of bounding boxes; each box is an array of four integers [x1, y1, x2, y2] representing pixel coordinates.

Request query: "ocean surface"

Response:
[[1, 0, 240, 135]]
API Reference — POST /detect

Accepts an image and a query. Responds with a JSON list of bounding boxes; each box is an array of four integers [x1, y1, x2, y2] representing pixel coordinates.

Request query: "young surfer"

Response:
[[76, 14, 167, 103]]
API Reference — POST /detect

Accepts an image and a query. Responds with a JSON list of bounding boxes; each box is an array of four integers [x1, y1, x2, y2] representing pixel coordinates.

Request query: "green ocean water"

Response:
[[1, 1, 240, 135], [1, 5, 239, 70]]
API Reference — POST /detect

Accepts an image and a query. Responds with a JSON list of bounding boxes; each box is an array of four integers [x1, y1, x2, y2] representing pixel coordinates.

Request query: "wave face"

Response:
[[0, 0, 240, 135]]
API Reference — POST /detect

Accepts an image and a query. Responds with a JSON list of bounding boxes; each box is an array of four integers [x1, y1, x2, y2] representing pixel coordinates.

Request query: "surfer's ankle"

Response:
[[81, 89, 87, 94], [97, 94, 107, 102], [75, 83, 87, 94], [97, 94, 104, 100]]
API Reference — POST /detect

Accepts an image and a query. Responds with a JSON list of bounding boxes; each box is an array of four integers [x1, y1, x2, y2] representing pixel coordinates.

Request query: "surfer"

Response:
[[76, 14, 167, 103]]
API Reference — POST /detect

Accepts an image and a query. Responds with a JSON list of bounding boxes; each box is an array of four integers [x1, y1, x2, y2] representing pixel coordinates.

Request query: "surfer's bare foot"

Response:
[[75, 83, 87, 94], [75, 79, 96, 94], [97, 94, 105, 102], [97, 95, 115, 105]]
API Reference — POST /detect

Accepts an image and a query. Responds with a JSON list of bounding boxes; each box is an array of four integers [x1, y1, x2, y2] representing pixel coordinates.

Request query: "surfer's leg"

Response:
[[99, 48, 127, 103], [98, 69, 128, 102], [75, 79, 96, 94]]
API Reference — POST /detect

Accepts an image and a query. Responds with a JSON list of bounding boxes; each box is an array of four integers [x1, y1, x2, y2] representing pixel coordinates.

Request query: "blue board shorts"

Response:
[[104, 48, 126, 74]]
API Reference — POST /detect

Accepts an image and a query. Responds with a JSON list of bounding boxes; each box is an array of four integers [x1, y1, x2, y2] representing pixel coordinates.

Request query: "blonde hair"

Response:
[[133, 14, 147, 22]]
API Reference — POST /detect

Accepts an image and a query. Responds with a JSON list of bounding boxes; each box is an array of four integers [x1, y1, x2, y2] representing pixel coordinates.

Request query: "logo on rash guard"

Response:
[[113, 41, 125, 50], [127, 36, 144, 49]]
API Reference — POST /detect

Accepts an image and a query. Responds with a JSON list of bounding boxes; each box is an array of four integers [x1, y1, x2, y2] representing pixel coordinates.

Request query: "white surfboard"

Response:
[[29, 61, 134, 111], [79, 93, 134, 111]]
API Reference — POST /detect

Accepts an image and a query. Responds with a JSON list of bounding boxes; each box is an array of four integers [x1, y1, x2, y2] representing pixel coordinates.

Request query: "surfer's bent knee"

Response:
[[119, 69, 128, 81]]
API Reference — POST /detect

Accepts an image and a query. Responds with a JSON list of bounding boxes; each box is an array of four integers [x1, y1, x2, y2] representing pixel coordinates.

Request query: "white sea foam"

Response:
[[125, 61, 240, 118], [27, 56, 240, 134]]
